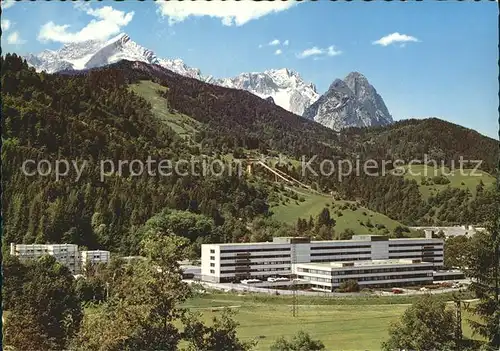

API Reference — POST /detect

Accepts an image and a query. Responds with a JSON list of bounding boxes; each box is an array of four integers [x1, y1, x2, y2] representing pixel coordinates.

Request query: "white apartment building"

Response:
[[410, 225, 486, 238], [80, 250, 111, 270], [10, 243, 110, 274], [201, 235, 444, 283], [296, 259, 434, 291]]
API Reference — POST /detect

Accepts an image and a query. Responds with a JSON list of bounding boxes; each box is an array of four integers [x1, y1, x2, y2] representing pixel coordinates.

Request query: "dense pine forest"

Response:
[[2, 54, 498, 254]]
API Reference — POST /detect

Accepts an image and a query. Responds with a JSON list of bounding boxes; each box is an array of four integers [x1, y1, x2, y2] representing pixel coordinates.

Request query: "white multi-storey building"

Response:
[[296, 259, 434, 291], [201, 235, 444, 284], [9, 243, 110, 274], [80, 250, 111, 269]]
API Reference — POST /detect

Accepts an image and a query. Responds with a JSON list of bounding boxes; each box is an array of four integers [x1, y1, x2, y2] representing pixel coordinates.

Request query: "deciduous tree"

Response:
[[381, 294, 456, 351]]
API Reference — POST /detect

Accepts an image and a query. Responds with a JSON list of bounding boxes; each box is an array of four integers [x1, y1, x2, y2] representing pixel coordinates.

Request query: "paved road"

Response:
[[187, 280, 467, 297]]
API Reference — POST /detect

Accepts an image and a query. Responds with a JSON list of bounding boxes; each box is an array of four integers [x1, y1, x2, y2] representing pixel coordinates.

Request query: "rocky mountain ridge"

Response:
[[24, 33, 392, 129]]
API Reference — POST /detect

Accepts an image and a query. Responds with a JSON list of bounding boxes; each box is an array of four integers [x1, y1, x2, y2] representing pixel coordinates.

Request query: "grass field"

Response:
[[183, 293, 481, 350], [129, 80, 201, 139], [400, 164, 496, 199], [270, 188, 412, 235]]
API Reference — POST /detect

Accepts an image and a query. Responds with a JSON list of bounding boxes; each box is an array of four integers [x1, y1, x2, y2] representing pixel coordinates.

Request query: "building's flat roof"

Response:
[[387, 238, 442, 241], [298, 259, 432, 269], [81, 250, 110, 253], [12, 243, 78, 247], [205, 236, 441, 247], [213, 242, 292, 247]]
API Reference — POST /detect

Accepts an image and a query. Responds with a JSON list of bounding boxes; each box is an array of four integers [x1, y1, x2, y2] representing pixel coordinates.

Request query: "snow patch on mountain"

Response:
[[24, 33, 205, 81], [215, 68, 319, 115]]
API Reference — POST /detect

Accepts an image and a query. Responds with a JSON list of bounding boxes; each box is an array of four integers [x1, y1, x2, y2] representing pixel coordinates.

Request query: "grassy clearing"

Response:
[[270, 190, 332, 224], [129, 80, 201, 139], [270, 188, 410, 235], [400, 164, 495, 199], [183, 293, 480, 351]]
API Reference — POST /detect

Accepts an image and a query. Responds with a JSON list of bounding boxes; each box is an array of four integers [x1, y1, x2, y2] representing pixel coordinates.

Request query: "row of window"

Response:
[[221, 267, 288, 274], [388, 254, 443, 259], [311, 257, 368, 263], [220, 261, 291, 267], [388, 249, 443, 253], [220, 254, 290, 260], [55, 255, 77, 259], [297, 266, 433, 275], [220, 248, 290, 253], [310, 251, 371, 257], [310, 245, 371, 250], [388, 243, 443, 248], [298, 273, 432, 284]]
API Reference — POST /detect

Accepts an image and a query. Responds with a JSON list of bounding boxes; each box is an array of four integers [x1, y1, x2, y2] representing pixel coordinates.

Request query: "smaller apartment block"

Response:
[[296, 259, 434, 291], [80, 250, 111, 268], [10, 243, 110, 274], [201, 235, 444, 285]]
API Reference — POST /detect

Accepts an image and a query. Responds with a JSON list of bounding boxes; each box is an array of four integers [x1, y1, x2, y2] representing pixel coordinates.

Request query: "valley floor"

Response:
[[183, 293, 482, 351]]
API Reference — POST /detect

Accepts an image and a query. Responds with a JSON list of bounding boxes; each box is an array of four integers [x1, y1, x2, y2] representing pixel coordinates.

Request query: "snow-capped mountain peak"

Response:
[[24, 32, 205, 81], [216, 68, 319, 115], [24, 33, 393, 129]]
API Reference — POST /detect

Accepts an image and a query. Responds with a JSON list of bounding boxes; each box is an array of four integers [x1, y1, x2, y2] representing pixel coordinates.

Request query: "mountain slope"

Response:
[[304, 72, 393, 130]]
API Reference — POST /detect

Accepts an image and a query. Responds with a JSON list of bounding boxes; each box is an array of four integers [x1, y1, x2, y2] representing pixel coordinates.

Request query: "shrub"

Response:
[[338, 280, 360, 292]]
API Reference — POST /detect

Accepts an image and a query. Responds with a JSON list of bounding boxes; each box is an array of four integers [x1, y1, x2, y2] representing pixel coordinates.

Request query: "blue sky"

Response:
[[1, 0, 498, 139]]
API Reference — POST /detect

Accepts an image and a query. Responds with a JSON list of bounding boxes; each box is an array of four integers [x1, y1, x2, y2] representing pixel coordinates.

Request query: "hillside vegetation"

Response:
[[129, 80, 200, 139], [2, 54, 498, 254], [400, 164, 496, 199], [270, 187, 410, 235]]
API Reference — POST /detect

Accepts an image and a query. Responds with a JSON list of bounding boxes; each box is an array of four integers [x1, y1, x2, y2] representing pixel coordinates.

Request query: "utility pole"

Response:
[[454, 297, 462, 348], [453, 292, 471, 350]]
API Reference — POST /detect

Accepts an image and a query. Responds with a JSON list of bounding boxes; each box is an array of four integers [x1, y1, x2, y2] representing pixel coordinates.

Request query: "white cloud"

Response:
[[274, 49, 282, 55], [1, 19, 11, 31], [297, 45, 342, 59], [327, 45, 342, 56], [260, 38, 289, 50], [296, 46, 321, 59], [372, 32, 420, 47], [1, 0, 16, 10], [268, 39, 280, 46], [156, 1, 297, 26], [38, 5, 134, 43], [7, 31, 26, 45]]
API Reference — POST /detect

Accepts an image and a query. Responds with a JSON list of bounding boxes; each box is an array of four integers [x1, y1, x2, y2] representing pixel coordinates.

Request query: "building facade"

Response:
[[409, 225, 486, 238], [201, 235, 444, 283], [10, 243, 110, 274], [296, 259, 434, 291], [80, 250, 111, 270]]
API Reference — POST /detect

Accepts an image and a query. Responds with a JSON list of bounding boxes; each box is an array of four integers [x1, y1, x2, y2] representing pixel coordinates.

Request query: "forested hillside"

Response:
[[2, 55, 498, 254], [1, 55, 269, 254]]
